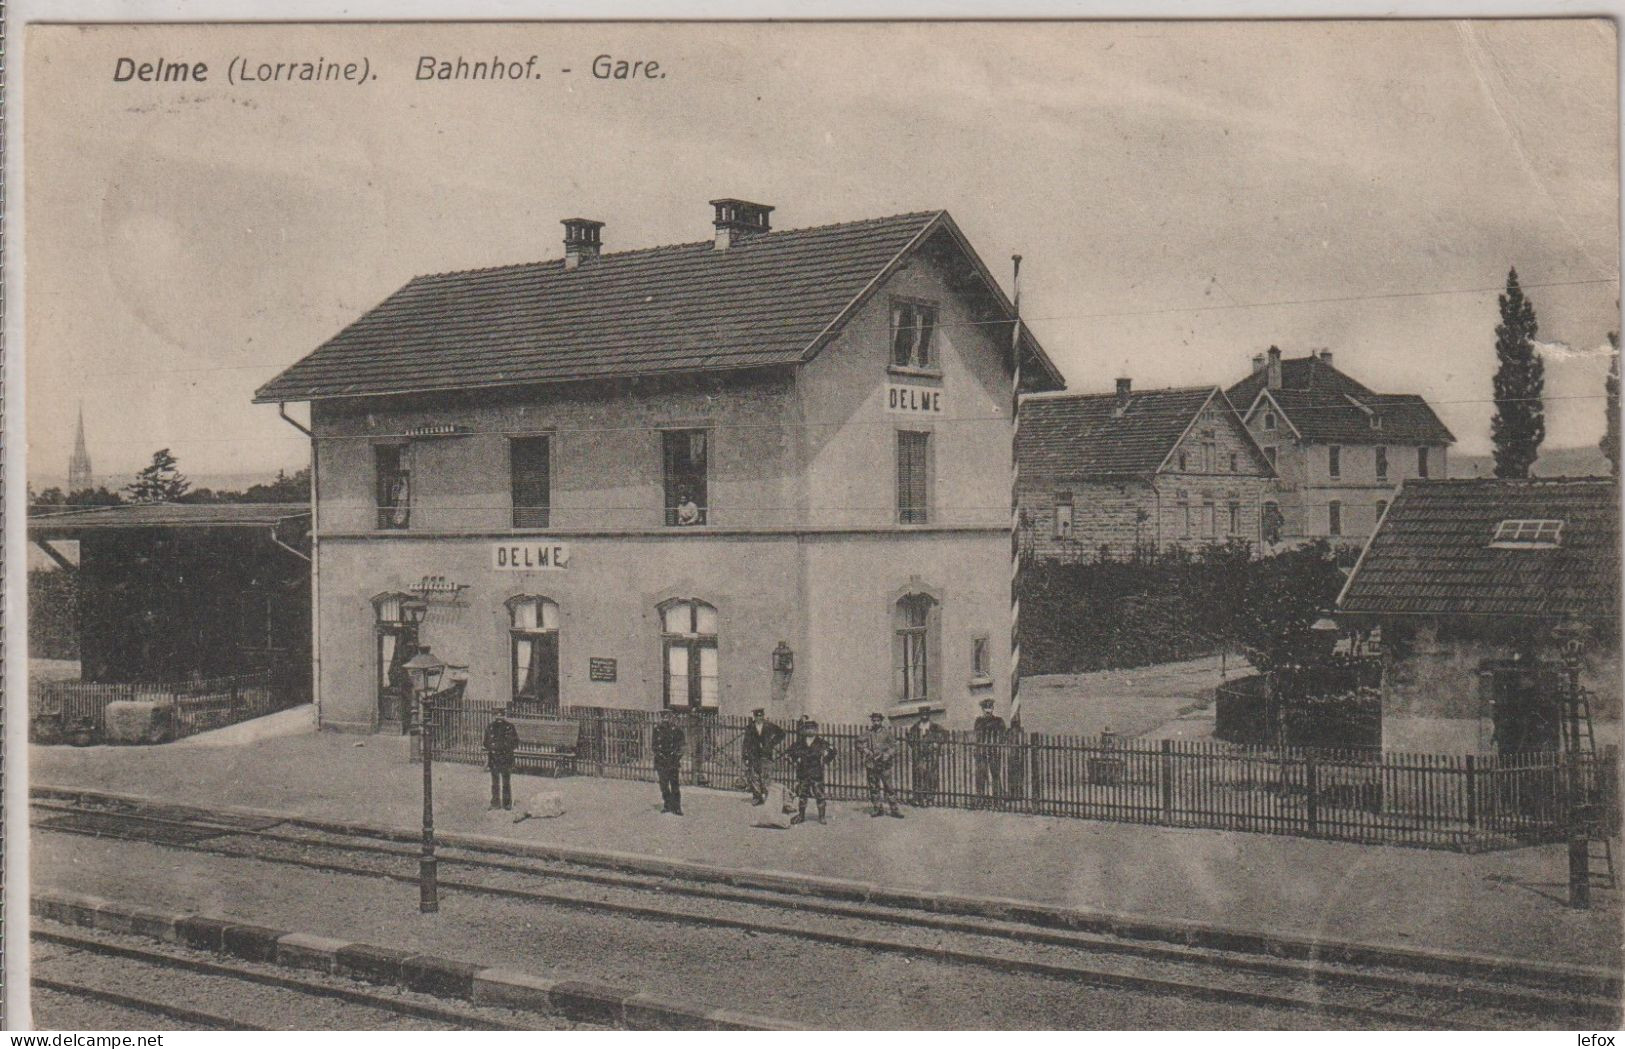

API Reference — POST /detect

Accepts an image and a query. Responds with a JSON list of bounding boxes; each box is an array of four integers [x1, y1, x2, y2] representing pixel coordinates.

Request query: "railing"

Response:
[[28, 670, 298, 744], [422, 701, 1619, 851]]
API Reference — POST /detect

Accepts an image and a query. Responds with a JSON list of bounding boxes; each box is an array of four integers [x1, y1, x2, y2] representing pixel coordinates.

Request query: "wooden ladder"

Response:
[[1564, 678, 1617, 890]]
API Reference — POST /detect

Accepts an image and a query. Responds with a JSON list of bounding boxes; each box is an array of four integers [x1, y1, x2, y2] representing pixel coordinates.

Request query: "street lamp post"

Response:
[[401, 609, 444, 915]]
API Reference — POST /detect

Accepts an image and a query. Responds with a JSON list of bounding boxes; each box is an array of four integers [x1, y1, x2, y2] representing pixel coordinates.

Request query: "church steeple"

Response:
[[68, 402, 94, 493]]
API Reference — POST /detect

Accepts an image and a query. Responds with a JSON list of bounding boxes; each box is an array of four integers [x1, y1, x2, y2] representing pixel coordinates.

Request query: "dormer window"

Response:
[[1491, 519, 1564, 548], [890, 301, 939, 371]]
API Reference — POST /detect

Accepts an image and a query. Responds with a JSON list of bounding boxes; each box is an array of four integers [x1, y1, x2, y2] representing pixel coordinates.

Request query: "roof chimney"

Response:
[[1114, 377, 1132, 415], [1251, 353, 1267, 374], [562, 218, 604, 270], [1266, 346, 1282, 390], [710, 198, 773, 250], [1317, 348, 1334, 367]]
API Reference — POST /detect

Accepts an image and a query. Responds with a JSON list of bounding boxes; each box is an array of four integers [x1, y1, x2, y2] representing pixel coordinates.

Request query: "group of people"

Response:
[[480, 696, 1017, 820]]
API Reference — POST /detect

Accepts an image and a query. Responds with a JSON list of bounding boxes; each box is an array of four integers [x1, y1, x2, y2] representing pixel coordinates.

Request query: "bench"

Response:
[[510, 716, 581, 777]]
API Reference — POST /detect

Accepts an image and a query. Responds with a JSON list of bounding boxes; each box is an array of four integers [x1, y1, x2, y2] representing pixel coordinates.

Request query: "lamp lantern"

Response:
[[403, 645, 446, 696]]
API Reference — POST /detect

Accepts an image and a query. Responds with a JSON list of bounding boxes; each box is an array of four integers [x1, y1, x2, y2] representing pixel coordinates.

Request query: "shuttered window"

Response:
[[897, 431, 930, 524], [510, 436, 551, 529]]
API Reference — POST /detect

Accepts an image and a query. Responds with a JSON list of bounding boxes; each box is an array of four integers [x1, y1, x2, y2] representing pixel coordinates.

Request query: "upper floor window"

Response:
[[1328, 445, 1342, 479], [1263, 411, 1277, 431], [511, 436, 551, 529], [1417, 446, 1430, 478], [1201, 430, 1217, 472], [1375, 499, 1389, 524], [1177, 451, 1188, 472], [1328, 499, 1343, 536], [375, 445, 410, 530], [1375, 445, 1388, 482], [1264, 446, 1277, 468], [890, 300, 939, 371], [661, 599, 719, 709], [1053, 491, 1074, 539], [663, 429, 708, 527], [1228, 452, 1238, 473], [897, 431, 931, 524], [508, 595, 560, 715]]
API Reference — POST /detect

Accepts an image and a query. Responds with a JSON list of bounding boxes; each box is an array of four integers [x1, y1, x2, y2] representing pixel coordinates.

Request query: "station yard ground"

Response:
[[28, 726, 1622, 973]]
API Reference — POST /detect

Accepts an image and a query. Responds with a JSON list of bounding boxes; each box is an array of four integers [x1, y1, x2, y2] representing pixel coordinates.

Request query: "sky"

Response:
[[22, 19, 1620, 486]]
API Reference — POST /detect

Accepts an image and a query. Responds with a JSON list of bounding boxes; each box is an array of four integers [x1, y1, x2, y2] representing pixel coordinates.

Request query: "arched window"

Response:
[[661, 599, 718, 709], [508, 596, 560, 715], [372, 592, 418, 732], [894, 593, 938, 706]]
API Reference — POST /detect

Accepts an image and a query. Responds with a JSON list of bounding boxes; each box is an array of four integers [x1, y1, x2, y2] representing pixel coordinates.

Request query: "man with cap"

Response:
[[973, 697, 1007, 808], [740, 707, 786, 805], [906, 706, 948, 806], [482, 710, 520, 810], [651, 708, 686, 815], [858, 711, 904, 818], [784, 719, 836, 825]]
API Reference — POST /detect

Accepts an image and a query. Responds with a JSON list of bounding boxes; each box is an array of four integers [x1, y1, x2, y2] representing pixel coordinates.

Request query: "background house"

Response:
[[1016, 381, 1275, 560], [1337, 477, 1620, 753], [1228, 347, 1455, 547], [256, 201, 1064, 732]]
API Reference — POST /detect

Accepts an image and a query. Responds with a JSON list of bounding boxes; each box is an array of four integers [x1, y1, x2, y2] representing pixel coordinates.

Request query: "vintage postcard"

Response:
[[9, 12, 1622, 1035]]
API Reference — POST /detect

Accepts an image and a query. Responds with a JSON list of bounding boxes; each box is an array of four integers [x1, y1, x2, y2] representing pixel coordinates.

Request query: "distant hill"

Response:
[[1449, 446, 1614, 479]]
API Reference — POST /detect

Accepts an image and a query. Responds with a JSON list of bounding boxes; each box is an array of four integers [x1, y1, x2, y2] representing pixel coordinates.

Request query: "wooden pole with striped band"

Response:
[[1009, 254, 1024, 731]]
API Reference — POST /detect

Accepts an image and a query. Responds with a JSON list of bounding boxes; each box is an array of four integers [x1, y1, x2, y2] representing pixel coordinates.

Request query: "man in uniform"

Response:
[[740, 707, 786, 806], [785, 720, 835, 825], [858, 712, 904, 818], [482, 711, 520, 810], [652, 709, 686, 815], [973, 697, 1007, 808], [906, 706, 947, 806]]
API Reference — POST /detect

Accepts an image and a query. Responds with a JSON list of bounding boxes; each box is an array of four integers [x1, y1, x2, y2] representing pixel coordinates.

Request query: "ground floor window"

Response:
[[661, 598, 718, 709], [508, 595, 560, 715], [373, 592, 418, 731], [1227, 493, 1241, 535], [1328, 499, 1343, 536], [1262, 501, 1284, 544], [894, 593, 937, 705]]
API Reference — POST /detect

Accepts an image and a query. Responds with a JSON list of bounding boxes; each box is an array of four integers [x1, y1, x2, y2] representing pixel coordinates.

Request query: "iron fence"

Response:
[[28, 671, 296, 743], [422, 700, 1619, 851]]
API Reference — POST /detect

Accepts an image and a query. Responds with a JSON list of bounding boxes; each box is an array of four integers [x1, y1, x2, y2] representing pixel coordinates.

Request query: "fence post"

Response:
[[1160, 740, 1173, 824], [1465, 754, 1477, 833], [1305, 755, 1318, 835]]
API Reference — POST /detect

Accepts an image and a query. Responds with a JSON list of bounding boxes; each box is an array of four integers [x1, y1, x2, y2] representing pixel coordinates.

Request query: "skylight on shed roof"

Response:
[[1490, 519, 1564, 549]]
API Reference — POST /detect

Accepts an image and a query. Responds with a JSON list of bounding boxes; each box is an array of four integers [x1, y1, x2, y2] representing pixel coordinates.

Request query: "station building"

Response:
[[256, 201, 1064, 732]]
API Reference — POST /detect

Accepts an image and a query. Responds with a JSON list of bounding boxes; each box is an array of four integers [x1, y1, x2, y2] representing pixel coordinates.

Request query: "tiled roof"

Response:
[[1338, 478, 1620, 619], [28, 502, 309, 537], [1018, 386, 1230, 479], [256, 210, 1061, 403], [1228, 355, 1454, 445]]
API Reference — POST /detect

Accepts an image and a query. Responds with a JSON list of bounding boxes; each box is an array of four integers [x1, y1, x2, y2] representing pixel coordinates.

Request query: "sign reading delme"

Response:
[[886, 384, 943, 415], [492, 542, 569, 571]]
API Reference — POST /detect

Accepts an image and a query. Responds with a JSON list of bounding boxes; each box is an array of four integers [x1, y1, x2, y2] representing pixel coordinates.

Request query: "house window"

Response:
[[1264, 446, 1277, 468], [1417, 446, 1430, 478], [373, 592, 418, 730], [894, 593, 937, 705], [1202, 492, 1217, 537], [1178, 489, 1191, 536], [662, 429, 708, 526], [1262, 501, 1283, 544], [1177, 451, 1188, 472], [375, 445, 410, 529], [890, 300, 939, 371], [1053, 491, 1074, 539], [1328, 499, 1343, 536], [1370, 414, 1384, 431], [510, 436, 551, 529], [1490, 519, 1564, 548], [897, 431, 931, 524], [661, 599, 719, 709], [1328, 445, 1342, 479], [1264, 411, 1277, 431], [1375, 445, 1388, 482], [1228, 452, 1238, 473], [1375, 499, 1388, 525], [1227, 493, 1241, 535], [971, 635, 991, 681], [1202, 430, 1217, 472], [508, 596, 560, 715]]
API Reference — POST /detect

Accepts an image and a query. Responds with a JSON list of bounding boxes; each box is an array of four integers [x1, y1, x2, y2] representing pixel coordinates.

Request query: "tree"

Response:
[[126, 448, 190, 503], [1490, 267, 1545, 478], [1236, 540, 1345, 673], [1603, 332, 1620, 478]]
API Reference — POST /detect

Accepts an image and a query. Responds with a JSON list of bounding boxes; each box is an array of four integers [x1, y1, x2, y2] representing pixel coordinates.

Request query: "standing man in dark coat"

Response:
[[973, 697, 1007, 808], [483, 711, 520, 810], [740, 707, 786, 806], [907, 707, 947, 806], [858, 712, 904, 818], [652, 709, 686, 815], [785, 720, 836, 825]]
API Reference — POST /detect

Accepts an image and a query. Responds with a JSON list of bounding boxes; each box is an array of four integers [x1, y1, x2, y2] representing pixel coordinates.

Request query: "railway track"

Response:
[[31, 921, 602, 1031], [30, 793, 1620, 1030]]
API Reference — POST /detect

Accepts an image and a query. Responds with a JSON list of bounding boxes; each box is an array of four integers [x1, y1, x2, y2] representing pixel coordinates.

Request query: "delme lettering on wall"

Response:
[[492, 542, 570, 571], [886, 384, 944, 415]]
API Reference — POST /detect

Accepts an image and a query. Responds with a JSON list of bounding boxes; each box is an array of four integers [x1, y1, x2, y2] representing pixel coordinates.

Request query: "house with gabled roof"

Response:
[[1015, 380, 1275, 561], [1337, 477, 1620, 752], [1227, 347, 1455, 547], [256, 199, 1064, 731]]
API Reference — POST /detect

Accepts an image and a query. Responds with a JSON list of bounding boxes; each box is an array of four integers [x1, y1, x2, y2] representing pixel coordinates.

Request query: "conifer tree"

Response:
[[125, 448, 191, 503], [1490, 268, 1545, 478]]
